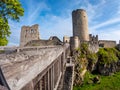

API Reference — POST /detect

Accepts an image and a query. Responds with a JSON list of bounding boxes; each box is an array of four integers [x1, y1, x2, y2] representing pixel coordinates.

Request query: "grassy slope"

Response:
[[73, 71, 120, 90]]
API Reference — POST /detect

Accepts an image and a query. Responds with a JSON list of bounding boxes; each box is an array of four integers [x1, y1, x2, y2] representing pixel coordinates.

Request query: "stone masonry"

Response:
[[99, 40, 116, 48], [71, 9, 116, 51], [63, 36, 70, 43], [20, 24, 40, 47], [70, 36, 80, 51], [72, 9, 89, 42]]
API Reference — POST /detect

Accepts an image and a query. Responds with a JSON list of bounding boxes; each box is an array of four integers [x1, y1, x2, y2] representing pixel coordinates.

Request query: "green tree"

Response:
[[0, 0, 24, 46]]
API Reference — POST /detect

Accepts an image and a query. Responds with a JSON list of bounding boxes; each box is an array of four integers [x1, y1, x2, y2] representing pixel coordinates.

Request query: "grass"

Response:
[[73, 71, 120, 90]]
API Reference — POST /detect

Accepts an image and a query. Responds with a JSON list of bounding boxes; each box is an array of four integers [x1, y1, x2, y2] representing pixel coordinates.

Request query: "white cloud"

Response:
[[98, 29, 120, 43], [8, 1, 50, 46], [41, 0, 108, 41], [27, 2, 50, 25], [81, 0, 106, 23], [8, 0, 120, 46], [116, 1, 120, 16], [40, 15, 72, 40], [85, 0, 120, 43], [8, 42, 19, 46], [92, 17, 120, 30]]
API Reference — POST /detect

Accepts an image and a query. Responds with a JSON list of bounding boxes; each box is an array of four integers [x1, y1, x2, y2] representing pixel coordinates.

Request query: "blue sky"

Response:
[[8, 0, 120, 46]]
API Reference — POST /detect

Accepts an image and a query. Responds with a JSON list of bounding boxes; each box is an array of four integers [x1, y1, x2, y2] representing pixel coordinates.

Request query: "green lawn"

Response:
[[73, 71, 120, 90]]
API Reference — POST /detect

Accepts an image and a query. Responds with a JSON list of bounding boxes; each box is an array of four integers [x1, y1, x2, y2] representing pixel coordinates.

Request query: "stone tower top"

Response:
[[21, 24, 39, 29], [20, 24, 40, 47], [72, 9, 89, 42], [72, 9, 86, 12]]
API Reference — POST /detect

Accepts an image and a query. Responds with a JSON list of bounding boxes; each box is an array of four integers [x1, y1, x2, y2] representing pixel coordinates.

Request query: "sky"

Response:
[[8, 0, 120, 46]]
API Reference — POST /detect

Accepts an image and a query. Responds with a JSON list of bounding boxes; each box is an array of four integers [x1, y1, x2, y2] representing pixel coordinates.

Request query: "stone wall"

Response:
[[88, 34, 99, 53], [88, 42, 99, 53], [25, 36, 63, 46], [99, 40, 116, 48], [118, 44, 120, 50], [117, 40, 120, 50], [20, 24, 40, 47], [72, 9, 89, 42], [63, 36, 70, 43]]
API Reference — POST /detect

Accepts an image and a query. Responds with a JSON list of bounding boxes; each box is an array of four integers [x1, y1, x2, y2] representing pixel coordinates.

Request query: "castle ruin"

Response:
[[63, 36, 70, 43], [20, 24, 40, 47], [20, 24, 63, 47], [20, 9, 117, 51], [1, 8, 120, 90], [118, 40, 120, 50], [70, 9, 117, 52]]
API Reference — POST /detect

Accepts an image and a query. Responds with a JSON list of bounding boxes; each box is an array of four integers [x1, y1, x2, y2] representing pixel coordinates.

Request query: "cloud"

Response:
[[8, 0, 50, 46], [8, 42, 19, 46], [27, 1, 50, 25], [39, 0, 108, 41], [116, 1, 120, 16], [85, 0, 120, 43], [8, 20, 21, 46], [92, 17, 120, 30], [80, 0, 106, 23], [39, 14, 72, 40], [98, 29, 120, 43], [8, 0, 120, 46]]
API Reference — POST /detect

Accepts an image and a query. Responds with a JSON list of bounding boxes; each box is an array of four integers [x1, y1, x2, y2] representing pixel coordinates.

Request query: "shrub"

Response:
[[87, 53, 98, 64], [80, 43, 90, 55], [97, 48, 119, 64]]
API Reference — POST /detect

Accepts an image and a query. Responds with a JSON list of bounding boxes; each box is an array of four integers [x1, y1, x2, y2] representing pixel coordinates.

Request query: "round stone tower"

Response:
[[70, 36, 80, 51], [72, 9, 89, 42]]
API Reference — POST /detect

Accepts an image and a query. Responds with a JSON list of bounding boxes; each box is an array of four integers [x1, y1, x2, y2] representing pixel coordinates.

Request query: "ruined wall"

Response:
[[63, 36, 70, 43], [25, 36, 63, 46], [20, 24, 40, 47], [99, 40, 116, 48], [88, 34, 99, 53], [72, 9, 89, 42], [118, 40, 120, 50], [89, 34, 98, 44], [88, 42, 99, 53], [49, 36, 63, 44], [118, 44, 120, 50]]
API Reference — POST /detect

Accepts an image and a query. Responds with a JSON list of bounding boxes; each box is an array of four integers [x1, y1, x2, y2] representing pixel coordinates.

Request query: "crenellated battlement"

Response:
[[89, 34, 98, 44]]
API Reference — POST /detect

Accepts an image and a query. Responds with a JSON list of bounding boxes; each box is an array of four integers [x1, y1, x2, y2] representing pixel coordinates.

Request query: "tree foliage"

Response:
[[0, 0, 24, 46]]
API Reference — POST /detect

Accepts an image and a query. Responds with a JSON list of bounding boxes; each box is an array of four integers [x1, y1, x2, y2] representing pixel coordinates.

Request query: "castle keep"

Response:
[[72, 9, 89, 42]]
